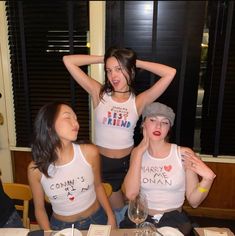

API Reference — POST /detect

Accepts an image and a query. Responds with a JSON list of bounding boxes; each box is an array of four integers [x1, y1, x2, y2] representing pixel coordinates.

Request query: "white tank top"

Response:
[[141, 144, 186, 211], [94, 93, 139, 149], [41, 143, 96, 216]]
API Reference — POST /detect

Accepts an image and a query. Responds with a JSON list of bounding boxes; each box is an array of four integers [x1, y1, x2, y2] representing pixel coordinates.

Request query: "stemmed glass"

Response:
[[128, 192, 148, 235]]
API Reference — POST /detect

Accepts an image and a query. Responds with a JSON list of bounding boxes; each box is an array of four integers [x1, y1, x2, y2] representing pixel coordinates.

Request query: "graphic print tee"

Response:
[[94, 93, 138, 149], [41, 143, 96, 216], [141, 144, 186, 211]]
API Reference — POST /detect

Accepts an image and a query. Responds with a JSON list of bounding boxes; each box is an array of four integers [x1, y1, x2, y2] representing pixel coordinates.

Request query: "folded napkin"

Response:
[[204, 229, 228, 236]]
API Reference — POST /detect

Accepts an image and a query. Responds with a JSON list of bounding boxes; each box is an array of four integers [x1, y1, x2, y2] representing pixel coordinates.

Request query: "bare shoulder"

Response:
[[79, 143, 99, 165], [179, 146, 194, 153], [27, 161, 41, 180], [179, 146, 201, 159], [80, 143, 99, 155], [28, 161, 36, 172], [135, 93, 148, 114]]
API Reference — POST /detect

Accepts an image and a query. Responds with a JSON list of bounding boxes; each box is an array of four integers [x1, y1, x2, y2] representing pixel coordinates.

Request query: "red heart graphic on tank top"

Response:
[[69, 196, 74, 201], [164, 165, 172, 172]]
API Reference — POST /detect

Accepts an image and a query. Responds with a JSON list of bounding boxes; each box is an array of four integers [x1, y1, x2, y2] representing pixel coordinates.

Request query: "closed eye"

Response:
[[149, 117, 157, 122], [162, 121, 169, 125]]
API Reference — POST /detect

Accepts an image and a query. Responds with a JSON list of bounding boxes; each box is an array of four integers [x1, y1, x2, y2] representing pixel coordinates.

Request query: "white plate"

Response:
[[157, 226, 184, 236], [54, 228, 82, 236]]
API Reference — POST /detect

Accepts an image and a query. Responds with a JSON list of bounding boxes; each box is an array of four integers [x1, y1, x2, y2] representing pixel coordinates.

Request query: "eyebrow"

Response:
[[106, 65, 121, 69], [150, 116, 169, 121]]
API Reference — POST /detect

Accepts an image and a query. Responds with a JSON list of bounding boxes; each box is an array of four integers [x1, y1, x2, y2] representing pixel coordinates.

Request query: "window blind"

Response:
[[5, 1, 90, 147], [105, 1, 235, 156]]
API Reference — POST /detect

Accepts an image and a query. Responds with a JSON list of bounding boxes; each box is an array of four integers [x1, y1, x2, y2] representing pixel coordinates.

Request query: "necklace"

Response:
[[113, 90, 130, 93]]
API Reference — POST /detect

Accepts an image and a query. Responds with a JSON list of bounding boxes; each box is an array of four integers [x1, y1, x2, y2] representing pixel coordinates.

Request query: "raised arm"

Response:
[[27, 162, 51, 230], [135, 60, 176, 114], [81, 144, 116, 228], [124, 128, 149, 200], [181, 148, 216, 208], [63, 54, 103, 107]]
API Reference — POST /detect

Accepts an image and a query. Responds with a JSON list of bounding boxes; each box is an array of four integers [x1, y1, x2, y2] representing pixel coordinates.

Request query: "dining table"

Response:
[[0, 227, 234, 236], [29, 228, 136, 236], [42, 228, 234, 236]]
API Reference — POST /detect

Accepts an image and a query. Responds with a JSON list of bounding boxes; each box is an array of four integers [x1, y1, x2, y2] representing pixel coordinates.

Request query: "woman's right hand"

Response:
[[132, 127, 149, 158]]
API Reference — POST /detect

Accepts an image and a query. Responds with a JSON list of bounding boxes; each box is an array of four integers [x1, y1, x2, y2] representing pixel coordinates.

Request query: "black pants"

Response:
[[101, 154, 130, 192], [119, 209, 194, 236]]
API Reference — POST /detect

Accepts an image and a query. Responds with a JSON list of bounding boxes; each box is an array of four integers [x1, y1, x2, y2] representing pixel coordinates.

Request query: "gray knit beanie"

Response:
[[142, 102, 175, 127]]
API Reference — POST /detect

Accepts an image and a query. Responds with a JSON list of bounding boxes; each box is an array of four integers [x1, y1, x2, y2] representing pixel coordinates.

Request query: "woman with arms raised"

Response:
[[28, 101, 116, 230], [63, 47, 176, 210]]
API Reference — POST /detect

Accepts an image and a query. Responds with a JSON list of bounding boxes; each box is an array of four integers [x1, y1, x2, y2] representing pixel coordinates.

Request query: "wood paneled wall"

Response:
[[11, 151, 235, 220], [12, 151, 32, 184], [183, 162, 235, 220]]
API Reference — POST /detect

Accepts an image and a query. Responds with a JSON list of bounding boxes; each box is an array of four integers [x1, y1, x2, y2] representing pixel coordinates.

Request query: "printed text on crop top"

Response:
[[94, 93, 139, 149], [41, 143, 96, 216]]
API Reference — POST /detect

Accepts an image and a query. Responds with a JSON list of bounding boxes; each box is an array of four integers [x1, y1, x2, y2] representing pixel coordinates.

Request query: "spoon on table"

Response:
[[71, 224, 74, 236]]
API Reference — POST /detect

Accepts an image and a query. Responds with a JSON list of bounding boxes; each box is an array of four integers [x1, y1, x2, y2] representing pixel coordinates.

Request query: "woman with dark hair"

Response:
[[28, 102, 116, 230], [63, 47, 176, 210], [121, 102, 216, 235]]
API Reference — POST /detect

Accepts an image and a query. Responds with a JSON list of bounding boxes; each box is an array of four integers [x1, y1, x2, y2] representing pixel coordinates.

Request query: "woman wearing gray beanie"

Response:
[[121, 102, 216, 235]]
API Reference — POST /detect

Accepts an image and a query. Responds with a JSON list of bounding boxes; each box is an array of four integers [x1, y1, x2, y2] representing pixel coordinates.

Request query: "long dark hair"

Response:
[[99, 47, 137, 99], [31, 101, 71, 177]]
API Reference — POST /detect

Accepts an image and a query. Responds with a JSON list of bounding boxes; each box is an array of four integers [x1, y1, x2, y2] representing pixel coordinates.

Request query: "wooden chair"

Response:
[[3, 183, 32, 228]]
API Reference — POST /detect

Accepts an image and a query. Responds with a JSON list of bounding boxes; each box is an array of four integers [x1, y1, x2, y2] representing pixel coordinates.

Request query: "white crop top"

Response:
[[41, 143, 96, 216], [94, 93, 139, 149], [141, 144, 186, 211]]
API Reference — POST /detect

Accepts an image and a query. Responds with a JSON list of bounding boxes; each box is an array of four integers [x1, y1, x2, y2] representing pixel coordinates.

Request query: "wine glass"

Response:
[[128, 192, 148, 235]]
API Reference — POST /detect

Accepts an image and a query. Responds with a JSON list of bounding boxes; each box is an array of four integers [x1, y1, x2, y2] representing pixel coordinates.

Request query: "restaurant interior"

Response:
[[0, 1, 235, 234]]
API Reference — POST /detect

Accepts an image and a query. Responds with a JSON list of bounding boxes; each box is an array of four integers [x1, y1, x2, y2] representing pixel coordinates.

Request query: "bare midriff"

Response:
[[98, 145, 133, 158], [148, 206, 182, 216], [52, 199, 100, 222]]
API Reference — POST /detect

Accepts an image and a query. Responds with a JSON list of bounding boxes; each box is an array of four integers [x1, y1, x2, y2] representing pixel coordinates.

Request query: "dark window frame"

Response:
[[5, 1, 91, 147], [106, 1, 235, 156], [5, 1, 235, 156]]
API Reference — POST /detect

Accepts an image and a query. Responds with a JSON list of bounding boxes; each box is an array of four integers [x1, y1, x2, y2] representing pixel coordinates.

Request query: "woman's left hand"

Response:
[[182, 150, 216, 181]]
